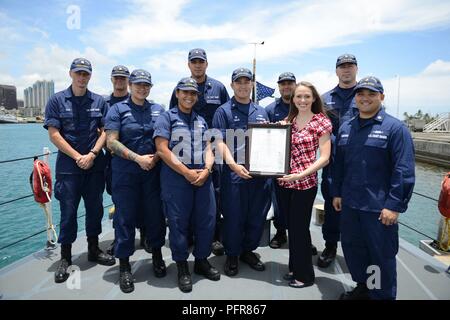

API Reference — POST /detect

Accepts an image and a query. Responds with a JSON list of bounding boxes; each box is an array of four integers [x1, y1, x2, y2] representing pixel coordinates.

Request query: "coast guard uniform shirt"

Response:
[[212, 97, 269, 184], [153, 107, 208, 186], [322, 85, 358, 135], [321, 85, 359, 185], [331, 108, 415, 213], [44, 86, 107, 174], [265, 98, 290, 123], [104, 93, 130, 160], [105, 93, 129, 111], [169, 75, 229, 127], [105, 98, 164, 173]]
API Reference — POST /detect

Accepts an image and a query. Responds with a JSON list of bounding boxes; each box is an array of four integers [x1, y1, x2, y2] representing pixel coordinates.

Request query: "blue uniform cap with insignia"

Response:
[[176, 77, 199, 93], [355, 76, 384, 94], [277, 72, 296, 83], [70, 58, 92, 74], [129, 69, 152, 85], [336, 54, 357, 68], [111, 65, 130, 78], [231, 67, 253, 82], [188, 48, 207, 61]]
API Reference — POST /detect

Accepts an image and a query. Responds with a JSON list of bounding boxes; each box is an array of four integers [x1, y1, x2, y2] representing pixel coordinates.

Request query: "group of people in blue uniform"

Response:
[[44, 50, 415, 299]]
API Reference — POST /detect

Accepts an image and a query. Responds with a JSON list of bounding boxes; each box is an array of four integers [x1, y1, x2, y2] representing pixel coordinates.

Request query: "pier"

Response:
[[412, 133, 450, 167]]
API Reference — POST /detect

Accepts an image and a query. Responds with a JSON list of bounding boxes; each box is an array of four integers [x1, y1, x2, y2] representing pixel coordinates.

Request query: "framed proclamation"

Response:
[[245, 123, 292, 177]]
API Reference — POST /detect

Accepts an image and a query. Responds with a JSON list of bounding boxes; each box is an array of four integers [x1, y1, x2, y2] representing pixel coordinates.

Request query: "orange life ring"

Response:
[[30, 159, 52, 204], [438, 172, 450, 218]]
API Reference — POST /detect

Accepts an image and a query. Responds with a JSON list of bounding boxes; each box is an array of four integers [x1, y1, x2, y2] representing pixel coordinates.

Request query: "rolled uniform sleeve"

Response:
[[43, 95, 61, 130], [384, 125, 415, 213], [105, 105, 121, 132], [153, 111, 171, 140]]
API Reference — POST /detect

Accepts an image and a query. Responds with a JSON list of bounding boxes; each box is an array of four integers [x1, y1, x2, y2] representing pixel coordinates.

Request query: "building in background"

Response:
[[23, 80, 54, 116], [24, 88, 32, 109], [0, 85, 18, 110]]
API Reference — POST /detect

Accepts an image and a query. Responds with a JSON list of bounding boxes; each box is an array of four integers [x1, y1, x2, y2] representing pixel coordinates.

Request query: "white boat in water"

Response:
[[0, 114, 19, 124]]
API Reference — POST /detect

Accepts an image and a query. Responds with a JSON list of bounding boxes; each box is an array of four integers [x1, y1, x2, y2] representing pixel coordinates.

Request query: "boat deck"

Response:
[[1, 213, 449, 301]]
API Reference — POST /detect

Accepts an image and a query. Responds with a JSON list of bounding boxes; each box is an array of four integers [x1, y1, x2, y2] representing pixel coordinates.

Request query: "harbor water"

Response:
[[0, 124, 448, 270]]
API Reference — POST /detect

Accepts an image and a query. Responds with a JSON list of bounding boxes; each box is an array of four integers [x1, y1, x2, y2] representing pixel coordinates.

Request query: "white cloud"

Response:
[[382, 67, 450, 117], [10, 44, 115, 99], [149, 80, 177, 107], [422, 60, 450, 76], [290, 60, 450, 118], [85, 0, 450, 68], [261, 60, 450, 116], [0, 11, 50, 44], [144, 50, 187, 75], [0, 26, 23, 42], [0, 73, 16, 85], [86, 0, 241, 56], [3, 0, 450, 117]]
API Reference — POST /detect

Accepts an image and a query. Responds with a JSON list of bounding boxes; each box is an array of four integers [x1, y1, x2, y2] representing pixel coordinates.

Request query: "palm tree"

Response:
[[414, 109, 423, 119], [403, 112, 412, 121]]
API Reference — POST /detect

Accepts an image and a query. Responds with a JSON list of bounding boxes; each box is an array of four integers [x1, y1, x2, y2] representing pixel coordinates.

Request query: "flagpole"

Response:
[[249, 41, 264, 103]]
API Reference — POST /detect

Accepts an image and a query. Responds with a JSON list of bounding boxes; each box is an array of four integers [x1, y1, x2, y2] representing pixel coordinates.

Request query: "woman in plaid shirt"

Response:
[[276, 81, 332, 288]]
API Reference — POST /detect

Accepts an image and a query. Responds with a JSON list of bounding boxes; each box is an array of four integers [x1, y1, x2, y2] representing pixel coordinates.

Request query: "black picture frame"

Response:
[[245, 123, 292, 177]]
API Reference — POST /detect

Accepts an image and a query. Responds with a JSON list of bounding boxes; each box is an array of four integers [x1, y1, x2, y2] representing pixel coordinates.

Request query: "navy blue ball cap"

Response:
[[355, 76, 384, 94], [70, 58, 92, 74], [336, 54, 357, 67], [231, 67, 253, 82], [188, 48, 207, 61], [129, 69, 152, 85], [176, 77, 199, 92], [277, 72, 296, 83], [111, 65, 130, 77]]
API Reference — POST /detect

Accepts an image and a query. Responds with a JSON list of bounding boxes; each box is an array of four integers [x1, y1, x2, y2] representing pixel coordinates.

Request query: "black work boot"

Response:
[[55, 244, 72, 283], [194, 259, 220, 281], [211, 226, 224, 256], [224, 256, 239, 276], [177, 261, 192, 292], [119, 258, 134, 294], [176, 261, 192, 293], [269, 230, 287, 249], [152, 247, 166, 278], [87, 236, 115, 266], [240, 251, 265, 271], [211, 240, 225, 256], [339, 283, 370, 300], [317, 242, 337, 268]]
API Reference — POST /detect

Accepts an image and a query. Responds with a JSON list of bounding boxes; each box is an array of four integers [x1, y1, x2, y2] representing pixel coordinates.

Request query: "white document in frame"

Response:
[[249, 127, 287, 173]]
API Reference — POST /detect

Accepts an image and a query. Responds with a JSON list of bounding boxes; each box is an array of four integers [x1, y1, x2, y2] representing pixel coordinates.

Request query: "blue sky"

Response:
[[1, 0, 450, 117]]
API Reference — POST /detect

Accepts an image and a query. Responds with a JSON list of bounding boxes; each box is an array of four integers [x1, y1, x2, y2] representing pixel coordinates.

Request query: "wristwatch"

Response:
[[90, 149, 98, 157], [206, 167, 213, 174]]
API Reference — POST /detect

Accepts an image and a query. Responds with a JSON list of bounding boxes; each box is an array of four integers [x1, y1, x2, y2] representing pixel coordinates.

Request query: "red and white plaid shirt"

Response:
[[278, 112, 332, 190]]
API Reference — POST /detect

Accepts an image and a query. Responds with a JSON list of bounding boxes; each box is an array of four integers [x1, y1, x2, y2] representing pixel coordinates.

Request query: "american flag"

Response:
[[256, 81, 275, 101]]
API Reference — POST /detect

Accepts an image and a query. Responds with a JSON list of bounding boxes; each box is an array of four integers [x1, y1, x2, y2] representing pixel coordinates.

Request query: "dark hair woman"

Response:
[[277, 81, 332, 288]]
